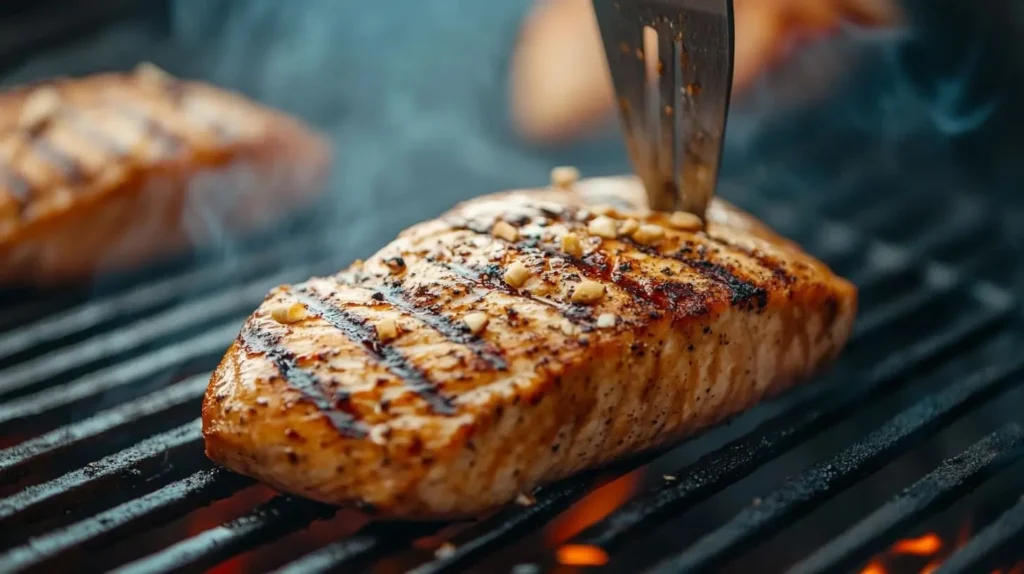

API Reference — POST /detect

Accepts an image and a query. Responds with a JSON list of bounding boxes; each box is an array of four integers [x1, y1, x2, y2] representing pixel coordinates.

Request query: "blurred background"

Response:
[[2, 2, 1024, 572], [2, 0, 1021, 270]]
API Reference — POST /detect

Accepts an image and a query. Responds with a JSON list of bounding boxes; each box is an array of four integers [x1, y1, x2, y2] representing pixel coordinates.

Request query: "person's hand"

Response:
[[510, 0, 901, 143]]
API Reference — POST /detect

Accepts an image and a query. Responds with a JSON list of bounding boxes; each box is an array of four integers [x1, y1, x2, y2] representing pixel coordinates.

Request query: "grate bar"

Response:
[[0, 420, 201, 527], [0, 468, 250, 573], [648, 351, 1024, 573], [407, 479, 593, 574], [0, 325, 236, 432], [0, 374, 207, 483], [789, 423, 1024, 574], [271, 523, 440, 574], [750, 194, 992, 305], [0, 235, 323, 362], [934, 495, 1024, 574], [571, 308, 1008, 550], [0, 261, 324, 399], [849, 276, 958, 340], [112, 495, 337, 574]]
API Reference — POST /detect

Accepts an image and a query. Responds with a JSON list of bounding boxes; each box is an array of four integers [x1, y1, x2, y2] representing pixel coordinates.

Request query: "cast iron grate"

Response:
[[0, 173, 1022, 573]]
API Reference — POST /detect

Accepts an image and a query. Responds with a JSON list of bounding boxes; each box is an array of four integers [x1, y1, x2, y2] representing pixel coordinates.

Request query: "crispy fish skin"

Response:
[[203, 176, 857, 518], [0, 65, 330, 285]]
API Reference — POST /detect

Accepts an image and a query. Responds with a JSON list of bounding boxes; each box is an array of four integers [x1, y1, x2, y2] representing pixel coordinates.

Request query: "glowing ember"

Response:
[[860, 560, 886, 574], [545, 469, 642, 544], [892, 533, 943, 556], [858, 530, 947, 574], [857, 520, 1021, 574], [556, 544, 609, 567]]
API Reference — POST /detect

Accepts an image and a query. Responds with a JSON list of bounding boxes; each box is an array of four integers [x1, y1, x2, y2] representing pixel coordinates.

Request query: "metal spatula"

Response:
[[592, 0, 734, 219]]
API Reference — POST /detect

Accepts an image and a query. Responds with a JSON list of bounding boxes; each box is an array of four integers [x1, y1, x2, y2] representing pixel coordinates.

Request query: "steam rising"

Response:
[[0, 0, 1011, 288]]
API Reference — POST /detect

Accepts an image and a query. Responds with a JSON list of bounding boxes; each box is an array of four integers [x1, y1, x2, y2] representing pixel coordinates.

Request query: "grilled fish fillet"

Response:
[[0, 64, 330, 285], [203, 175, 857, 518]]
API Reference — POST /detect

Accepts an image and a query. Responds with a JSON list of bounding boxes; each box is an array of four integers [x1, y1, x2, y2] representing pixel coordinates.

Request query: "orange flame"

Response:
[[860, 560, 886, 574], [556, 544, 610, 567], [857, 528, 950, 574], [892, 533, 943, 557], [855, 518, 1024, 574], [184, 485, 278, 574], [545, 469, 642, 544]]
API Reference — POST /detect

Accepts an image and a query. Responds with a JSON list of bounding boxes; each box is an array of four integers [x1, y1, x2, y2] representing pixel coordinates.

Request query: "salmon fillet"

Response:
[[0, 64, 330, 286], [203, 174, 857, 518]]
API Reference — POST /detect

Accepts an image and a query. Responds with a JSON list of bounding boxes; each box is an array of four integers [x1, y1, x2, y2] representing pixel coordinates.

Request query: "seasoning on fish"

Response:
[[202, 175, 858, 518]]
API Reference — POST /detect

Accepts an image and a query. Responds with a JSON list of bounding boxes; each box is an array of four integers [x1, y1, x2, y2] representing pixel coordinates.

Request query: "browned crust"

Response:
[[0, 67, 331, 285], [202, 176, 857, 518]]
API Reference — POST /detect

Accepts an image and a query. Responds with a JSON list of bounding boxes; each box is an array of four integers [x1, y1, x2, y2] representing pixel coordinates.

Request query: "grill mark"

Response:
[[529, 240, 647, 302], [293, 288, 456, 415], [454, 214, 768, 316], [456, 223, 703, 316], [117, 104, 184, 155], [625, 239, 768, 311], [31, 137, 85, 184], [451, 224, 654, 316], [704, 234, 794, 284], [0, 160, 31, 208], [677, 257, 768, 310], [63, 108, 130, 157], [439, 260, 592, 325], [376, 282, 508, 371], [240, 327, 368, 438]]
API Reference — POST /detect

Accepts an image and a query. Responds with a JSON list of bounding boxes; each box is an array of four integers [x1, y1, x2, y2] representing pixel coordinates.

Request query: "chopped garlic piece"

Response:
[[618, 218, 639, 236], [561, 232, 583, 258], [632, 223, 665, 245], [463, 312, 490, 335], [588, 216, 618, 239], [504, 261, 531, 288], [492, 220, 519, 242], [668, 211, 702, 231], [375, 317, 400, 341], [571, 280, 606, 304], [271, 302, 308, 324], [550, 166, 580, 188]]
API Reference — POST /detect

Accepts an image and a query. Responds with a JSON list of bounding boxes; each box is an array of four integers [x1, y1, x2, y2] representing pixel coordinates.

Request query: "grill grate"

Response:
[[1, 172, 1023, 573]]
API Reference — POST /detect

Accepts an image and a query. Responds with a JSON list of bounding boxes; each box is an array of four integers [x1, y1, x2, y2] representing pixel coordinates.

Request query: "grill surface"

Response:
[[0, 4, 1023, 570], [1, 164, 1022, 573]]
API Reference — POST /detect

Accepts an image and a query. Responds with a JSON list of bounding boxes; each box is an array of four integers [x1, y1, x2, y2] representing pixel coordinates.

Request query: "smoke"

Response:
[[167, 0, 553, 260], [1, 1, 1018, 285], [1, 0, 559, 295]]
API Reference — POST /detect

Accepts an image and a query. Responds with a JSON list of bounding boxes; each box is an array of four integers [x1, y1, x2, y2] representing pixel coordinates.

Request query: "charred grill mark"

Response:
[[31, 138, 85, 184], [455, 221, 712, 318], [454, 214, 769, 319], [376, 282, 508, 371], [677, 257, 768, 310], [294, 288, 456, 415], [0, 160, 31, 208], [440, 260, 592, 325], [240, 328, 368, 438], [622, 238, 768, 311], [705, 234, 794, 284], [117, 104, 184, 154], [569, 247, 712, 316]]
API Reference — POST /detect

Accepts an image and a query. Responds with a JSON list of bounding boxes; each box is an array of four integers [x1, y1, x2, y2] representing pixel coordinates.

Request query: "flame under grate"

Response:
[[1, 176, 1023, 574]]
